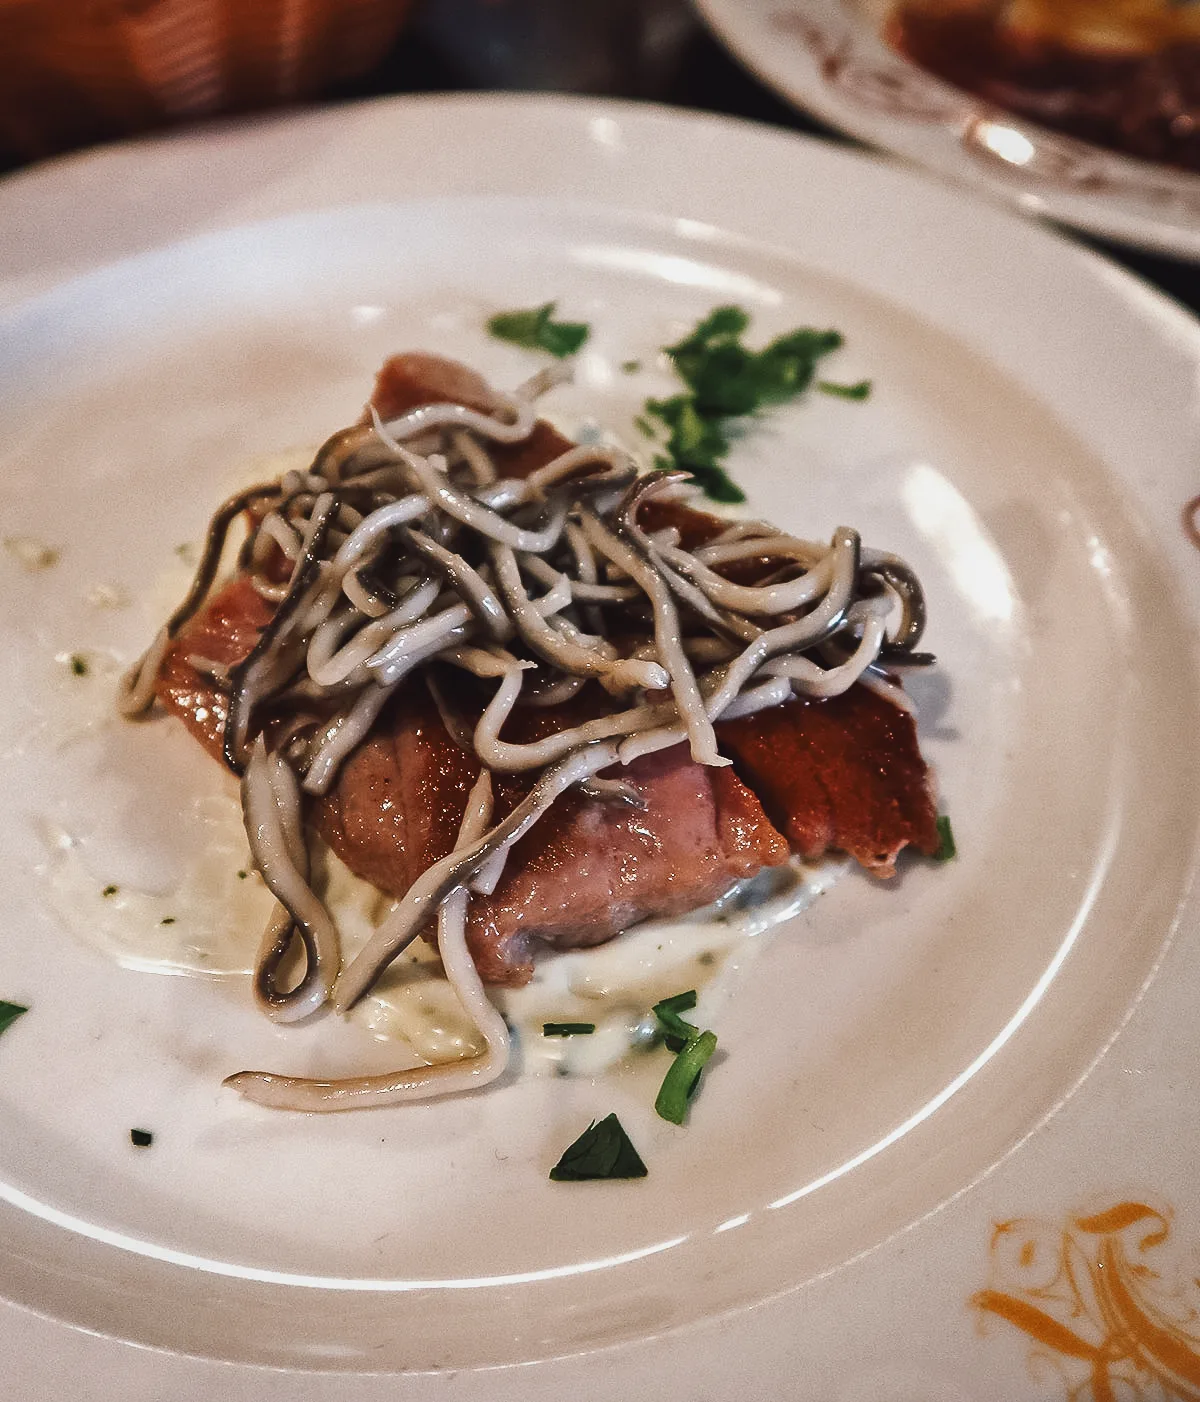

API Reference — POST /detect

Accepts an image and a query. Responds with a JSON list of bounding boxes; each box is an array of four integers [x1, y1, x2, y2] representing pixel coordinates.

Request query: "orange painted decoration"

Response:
[[973, 1201, 1200, 1400]]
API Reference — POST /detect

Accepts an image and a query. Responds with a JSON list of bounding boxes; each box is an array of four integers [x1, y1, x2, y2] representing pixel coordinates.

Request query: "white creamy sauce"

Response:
[[48, 647, 129, 744], [38, 794, 273, 978], [496, 859, 846, 1077], [41, 783, 845, 1077]]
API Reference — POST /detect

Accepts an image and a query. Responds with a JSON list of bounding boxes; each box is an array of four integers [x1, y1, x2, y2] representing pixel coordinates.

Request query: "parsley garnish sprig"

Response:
[[487, 302, 590, 358], [643, 306, 855, 503]]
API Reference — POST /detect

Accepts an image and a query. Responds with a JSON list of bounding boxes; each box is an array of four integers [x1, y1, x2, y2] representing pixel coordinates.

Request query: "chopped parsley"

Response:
[[934, 815, 957, 862], [642, 306, 854, 502], [130, 1128, 153, 1148], [69, 653, 89, 676], [159, 917, 176, 926], [549, 1113, 647, 1181], [646, 394, 744, 503], [102, 884, 119, 898], [0, 1002, 28, 1037], [236, 869, 248, 880], [818, 379, 872, 401], [487, 302, 590, 358], [655, 1030, 718, 1126], [621, 359, 642, 374], [543, 1022, 596, 1037]]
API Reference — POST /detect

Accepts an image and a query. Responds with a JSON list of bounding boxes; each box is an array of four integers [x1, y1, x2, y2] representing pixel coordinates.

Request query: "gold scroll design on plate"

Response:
[[769, 8, 1200, 217], [770, 9, 967, 121], [973, 1202, 1200, 1401]]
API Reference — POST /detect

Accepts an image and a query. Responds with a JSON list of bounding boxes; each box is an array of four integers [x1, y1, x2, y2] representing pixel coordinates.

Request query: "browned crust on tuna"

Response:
[[716, 689, 940, 876]]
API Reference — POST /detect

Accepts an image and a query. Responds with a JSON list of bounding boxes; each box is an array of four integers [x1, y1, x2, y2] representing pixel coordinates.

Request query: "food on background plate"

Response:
[[890, 0, 1200, 173], [118, 344, 939, 1115]]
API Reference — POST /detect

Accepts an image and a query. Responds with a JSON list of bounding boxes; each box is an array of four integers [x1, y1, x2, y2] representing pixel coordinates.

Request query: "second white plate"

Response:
[[696, 0, 1200, 260]]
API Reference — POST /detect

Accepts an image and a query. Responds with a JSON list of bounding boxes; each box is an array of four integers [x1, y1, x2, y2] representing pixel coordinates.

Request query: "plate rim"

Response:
[[3, 85, 1200, 314], [3, 90, 1200, 1397]]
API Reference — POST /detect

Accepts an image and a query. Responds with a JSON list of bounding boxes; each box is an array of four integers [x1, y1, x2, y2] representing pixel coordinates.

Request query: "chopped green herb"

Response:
[[818, 379, 872, 401], [237, 869, 248, 880], [130, 1128, 153, 1148], [655, 1030, 718, 1126], [159, 917, 176, 926], [934, 815, 957, 862], [646, 395, 745, 504], [652, 990, 700, 1052], [549, 1113, 647, 1181], [651, 991, 721, 1124], [543, 1022, 597, 1037], [0, 1002, 27, 1038], [642, 306, 850, 502], [633, 414, 657, 438], [621, 359, 642, 374], [486, 302, 590, 358], [69, 653, 89, 676], [102, 884, 118, 898], [667, 310, 841, 413]]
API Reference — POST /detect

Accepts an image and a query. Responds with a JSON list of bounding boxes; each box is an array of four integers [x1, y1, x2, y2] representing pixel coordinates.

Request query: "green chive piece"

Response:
[[934, 815, 957, 862], [237, 870, 248, 880], [102, 884, 118, 897], [543, 1022, 597, 1037], [817, 379, 872, 400], [655, 1030, 719, 1125], [159, 917, 176, 926], [69, 654, 88, 676], [130, 1129, 153, 1148], [0, 1002, 27, 1037], [652, 990, 700, 1052], [549, 1113, 647, 1181], [621, 359, 642, 373], [487, 302, 590, 358]]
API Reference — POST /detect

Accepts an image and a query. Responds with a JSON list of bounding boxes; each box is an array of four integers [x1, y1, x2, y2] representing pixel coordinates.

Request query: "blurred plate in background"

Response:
[[695, 0, 1200, 260]]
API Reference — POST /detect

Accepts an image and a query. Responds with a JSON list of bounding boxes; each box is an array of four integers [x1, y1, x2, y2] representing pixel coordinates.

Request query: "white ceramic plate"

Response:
[[696, 0, 1200, 261], [2, 94, 1200, 1400]]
